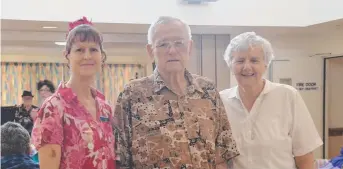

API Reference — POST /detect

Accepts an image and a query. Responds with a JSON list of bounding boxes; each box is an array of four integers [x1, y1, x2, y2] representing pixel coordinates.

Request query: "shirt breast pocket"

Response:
[[185, 99, 216, 140]]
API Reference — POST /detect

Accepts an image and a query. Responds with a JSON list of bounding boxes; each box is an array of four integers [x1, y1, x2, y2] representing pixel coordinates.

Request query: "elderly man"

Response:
[[114, 16, 239, 169], [220, 32, 322, 169], [1, 122, 39, 169]]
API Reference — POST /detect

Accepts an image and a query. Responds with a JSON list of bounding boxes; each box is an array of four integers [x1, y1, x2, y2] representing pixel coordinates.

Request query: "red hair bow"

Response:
[[68, 16, 93, 32]]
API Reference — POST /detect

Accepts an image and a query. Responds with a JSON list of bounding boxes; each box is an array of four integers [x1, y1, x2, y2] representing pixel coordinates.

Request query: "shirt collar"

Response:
[[56, 82, 105, 104], [152, 69, 204, 94], [20, 104, 35, 112], [228, 79, 274, 99]]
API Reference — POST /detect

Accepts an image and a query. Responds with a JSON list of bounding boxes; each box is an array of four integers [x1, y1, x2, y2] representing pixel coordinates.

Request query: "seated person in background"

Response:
[[37, 80, 56, 106], [14, 91, 39, 135], [1, 122, 39, 169]]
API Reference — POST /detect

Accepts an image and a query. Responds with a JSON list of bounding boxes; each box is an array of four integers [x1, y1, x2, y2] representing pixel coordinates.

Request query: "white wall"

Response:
[[309, 0, 343, 25], [2, 0, 341, 26]]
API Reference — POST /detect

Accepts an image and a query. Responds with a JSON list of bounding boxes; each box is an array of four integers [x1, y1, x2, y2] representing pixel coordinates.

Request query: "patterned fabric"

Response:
[[1, 153, 39, 169], [317, 159, 331, 168], [31, 83, 116, 169], [114, 69, 239, 169], [320, 148, 343, 169], [1, 62, 143, 106], [14, 104, 39, 135]]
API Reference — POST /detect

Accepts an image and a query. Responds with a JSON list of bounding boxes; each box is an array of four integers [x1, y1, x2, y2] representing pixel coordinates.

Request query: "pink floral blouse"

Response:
[[31, 83, 116, 169]]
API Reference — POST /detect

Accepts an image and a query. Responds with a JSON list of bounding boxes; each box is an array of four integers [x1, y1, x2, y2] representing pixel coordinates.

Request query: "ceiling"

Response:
[[1, 18, 343, 57], [2, 18, 343, 34], [3, 0, 342, 27]]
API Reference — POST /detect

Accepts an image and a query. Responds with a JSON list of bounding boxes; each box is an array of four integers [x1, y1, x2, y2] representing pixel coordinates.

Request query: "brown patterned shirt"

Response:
[[114, 69, 239, 169]]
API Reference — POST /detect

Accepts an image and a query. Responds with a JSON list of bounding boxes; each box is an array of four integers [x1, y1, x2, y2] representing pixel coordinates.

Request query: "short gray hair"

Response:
[[224, 32, 275, 67], [147, 16, 192, 44], [1, 122, 31, 156]]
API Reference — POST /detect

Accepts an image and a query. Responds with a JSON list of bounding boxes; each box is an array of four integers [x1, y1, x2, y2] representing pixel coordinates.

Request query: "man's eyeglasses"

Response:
[[155, 40, 187, 49]]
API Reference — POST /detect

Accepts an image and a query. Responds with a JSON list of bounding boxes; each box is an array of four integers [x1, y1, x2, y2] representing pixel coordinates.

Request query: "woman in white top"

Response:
[[220, 32, 323, 169]]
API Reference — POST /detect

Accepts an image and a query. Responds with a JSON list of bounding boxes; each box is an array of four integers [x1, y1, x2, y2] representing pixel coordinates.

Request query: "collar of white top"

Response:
[[227, 79, 274, 99]]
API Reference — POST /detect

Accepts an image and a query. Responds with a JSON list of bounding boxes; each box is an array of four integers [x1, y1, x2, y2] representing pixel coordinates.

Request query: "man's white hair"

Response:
[[224, 32, 275, 67], [147, 16, 192, 44]]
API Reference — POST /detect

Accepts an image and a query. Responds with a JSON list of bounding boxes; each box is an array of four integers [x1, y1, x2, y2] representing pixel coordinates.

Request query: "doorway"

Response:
[[323, 56, 343, 159]]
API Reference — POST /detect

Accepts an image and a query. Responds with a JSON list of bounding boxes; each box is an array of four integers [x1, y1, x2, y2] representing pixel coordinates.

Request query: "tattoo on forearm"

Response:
[[51, 149, 56, 158]]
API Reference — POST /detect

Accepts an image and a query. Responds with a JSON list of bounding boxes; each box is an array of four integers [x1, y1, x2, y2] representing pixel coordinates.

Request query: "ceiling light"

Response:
[[54, 42, 66, 46], [43, 26, 57, 29]]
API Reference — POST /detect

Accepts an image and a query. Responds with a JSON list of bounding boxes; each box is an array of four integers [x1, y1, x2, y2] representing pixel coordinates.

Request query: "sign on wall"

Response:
[[279, 78, 292, 86], [295, 82, 319, 91]]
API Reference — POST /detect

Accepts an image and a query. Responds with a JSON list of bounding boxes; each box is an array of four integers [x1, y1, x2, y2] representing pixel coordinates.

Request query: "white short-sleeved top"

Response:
[[220, 80, 323, 169]]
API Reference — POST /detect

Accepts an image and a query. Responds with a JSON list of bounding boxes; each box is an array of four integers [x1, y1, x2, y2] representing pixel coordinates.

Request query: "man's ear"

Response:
[[146, 44, 155, 62], [63, 51, 69, 60], [188, 40, 193, 57]]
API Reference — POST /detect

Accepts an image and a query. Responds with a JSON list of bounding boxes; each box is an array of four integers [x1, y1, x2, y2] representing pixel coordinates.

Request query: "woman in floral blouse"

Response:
[[31, 17, 116, 169]]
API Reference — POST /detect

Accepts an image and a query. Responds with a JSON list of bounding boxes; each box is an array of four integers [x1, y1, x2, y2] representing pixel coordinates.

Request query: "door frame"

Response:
[[268, 59, 290, 81], [322, 55, 343, 158]]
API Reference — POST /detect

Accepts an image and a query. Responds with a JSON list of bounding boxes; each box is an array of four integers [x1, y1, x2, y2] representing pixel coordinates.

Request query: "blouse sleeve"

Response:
[[113, 86, 133, 169], [291, 91, 323, 156], [31, 97, 64, 150]]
